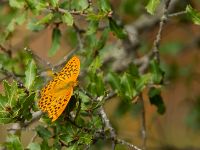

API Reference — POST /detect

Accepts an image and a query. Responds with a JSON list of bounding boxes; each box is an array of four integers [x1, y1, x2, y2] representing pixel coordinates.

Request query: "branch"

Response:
[[151, 0, 172, 63], [7, 111, 43, 134], [116, 138, 142, 150]]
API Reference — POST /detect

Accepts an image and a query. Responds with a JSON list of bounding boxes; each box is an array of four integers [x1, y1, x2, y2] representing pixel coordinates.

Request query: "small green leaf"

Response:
[[27, 143, 41, 150], [59, 134, 74, 144], [25, 59, 37, 90], [148, 87, 166, 114], [70, 0, 88, 11], [98, 0, 111, 12], [48, 28, 61, 56], [87, 12, 108, 21], [120, 73, 135, 100], [86, 21, 99, 35], [40, 140, 50, 150], [21, 93, 35, 120], [109, 18, 127, 39], [6, 134, 23, 150], [62, 12, 74, 26], [88, 56, 102, 73], [95, 28, 109, 50], [88, 72, 105, 96], [9, 0, 25, 8], [0, 117, 13, 124], [50, 0, 59, 7], [3, 80, 18, 107], [107, 72, 121, 92], [36, 125, 52, 141], [79, 134, 92, 145], [27, 19, 45, 32], [186, 5, 200, 25], [36, 13, 53, 25], [150, 60, 164, 84], [135, 73, 152, 92], [145, 0, 161, 15]]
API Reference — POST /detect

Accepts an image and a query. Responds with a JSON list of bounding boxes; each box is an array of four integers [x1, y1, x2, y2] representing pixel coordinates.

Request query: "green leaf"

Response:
[[88, 72, 105, 96], [98, 0, 111, 12], [150, 60, 164, 84], [50, 0, 59, 7], [70, 0, 88, 11], [36, 125, 52, 141], [86, 21, 99, 35], [6, 134, 23, 150], [9, 0, 25, 8], [36, 13, 53, 25], [27, 18, 45, 32], [95, 28, 109, 50], [59, 134, 74, 144], [109, 18, 127, 39], [62, 12, 74, 26], [40, 140, 50, 150], [145, 0, 161, 15], [79, 134, 92, 145], [36, 125, 51, 140], [186, 5, 200, 25], [135, 73, 152, 92], [148, 87, 166, 114], [120, 73, 136, 100], [87, 12, 108, 21], [3, 80, 18, 107], [48, 28, 61, 56], [107, 72, 121, 92], [88, 56, 102, 73], [0, 117, 13, 124], [21, 93, 35, 120], [25, 59, 37, 90], [0, 80, 28, 124], [27, 143, 41, 150]]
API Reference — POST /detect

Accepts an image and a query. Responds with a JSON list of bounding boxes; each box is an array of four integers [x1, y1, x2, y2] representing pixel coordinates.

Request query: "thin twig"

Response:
[[116, 138, 142, 150], [24, 47, 53, 69], [140, 95, 146, 150], [152, 0, 172, 63], [99, 106, 116, 149], [73, 24, 84, 50], [168, 10, 186, 17]]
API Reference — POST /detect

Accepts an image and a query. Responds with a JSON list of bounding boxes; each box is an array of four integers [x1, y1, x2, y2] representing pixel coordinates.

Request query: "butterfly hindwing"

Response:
[[47, 87, 73, 121]]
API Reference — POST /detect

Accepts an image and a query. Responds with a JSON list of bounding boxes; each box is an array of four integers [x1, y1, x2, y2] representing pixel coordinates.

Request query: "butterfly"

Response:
[[38, 56, 80, 121]]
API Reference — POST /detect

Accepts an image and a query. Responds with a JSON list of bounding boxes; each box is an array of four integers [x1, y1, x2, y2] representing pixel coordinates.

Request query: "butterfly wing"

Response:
[[38, 56, 80, 121], [38, 77, 63, 111], [57, 56, 80, 82], [47, 87, 73, 121]]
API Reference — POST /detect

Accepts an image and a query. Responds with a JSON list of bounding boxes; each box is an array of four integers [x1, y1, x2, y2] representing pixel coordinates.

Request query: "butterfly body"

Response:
[[38, 56, 80, 121]]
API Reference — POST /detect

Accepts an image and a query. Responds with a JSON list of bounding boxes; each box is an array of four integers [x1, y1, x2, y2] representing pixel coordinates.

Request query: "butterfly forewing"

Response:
[[38, 56, 80, 121], [58, 56, 80, 82]]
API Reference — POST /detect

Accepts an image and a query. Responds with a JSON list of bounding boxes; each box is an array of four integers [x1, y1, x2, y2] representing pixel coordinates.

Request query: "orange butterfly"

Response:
[[38, 56, 80, 121]]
